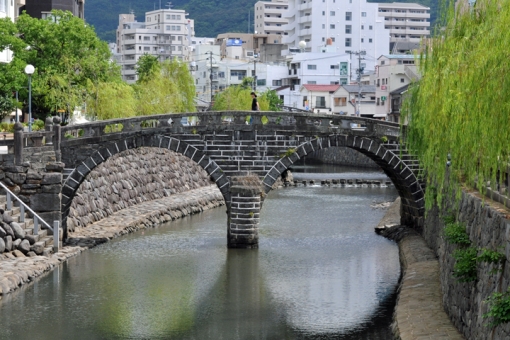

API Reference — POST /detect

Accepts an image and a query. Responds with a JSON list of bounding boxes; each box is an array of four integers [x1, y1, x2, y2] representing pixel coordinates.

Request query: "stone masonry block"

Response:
[[42, 173, 62, 185], [274, 161, 287, 174], [74, 165, 89, 179], [30, 193, 61, 212], [83, 157, 97, 172]]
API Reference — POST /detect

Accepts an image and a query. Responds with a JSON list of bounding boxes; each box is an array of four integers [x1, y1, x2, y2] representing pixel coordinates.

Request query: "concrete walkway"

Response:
[[377, 198, 465, 340]]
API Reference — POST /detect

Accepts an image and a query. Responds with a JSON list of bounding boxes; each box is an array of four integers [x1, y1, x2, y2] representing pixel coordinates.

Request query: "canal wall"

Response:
[[422, 190, 510, 339], [306, 147, 379, 168]]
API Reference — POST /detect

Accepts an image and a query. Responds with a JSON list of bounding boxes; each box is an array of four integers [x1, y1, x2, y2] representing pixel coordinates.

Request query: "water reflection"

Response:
[[0, 183, 399, 340]]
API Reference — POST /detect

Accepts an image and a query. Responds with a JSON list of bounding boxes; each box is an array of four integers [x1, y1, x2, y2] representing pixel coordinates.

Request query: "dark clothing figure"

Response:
[[250, 92, 260, 111]]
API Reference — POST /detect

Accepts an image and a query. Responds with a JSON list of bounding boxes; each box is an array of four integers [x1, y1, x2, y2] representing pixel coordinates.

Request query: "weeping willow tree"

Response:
[[402, 0, 510, 210], [134, 57, 196, 115], [86, 80, 137, 120]]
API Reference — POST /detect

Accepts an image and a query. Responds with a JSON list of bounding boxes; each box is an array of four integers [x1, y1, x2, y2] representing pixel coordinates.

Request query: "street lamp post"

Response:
[[24, 64, 35, 132]]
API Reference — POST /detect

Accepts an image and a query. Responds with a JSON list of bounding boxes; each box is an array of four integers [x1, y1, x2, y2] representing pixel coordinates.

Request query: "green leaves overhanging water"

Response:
[[401, 0, 510, 210]]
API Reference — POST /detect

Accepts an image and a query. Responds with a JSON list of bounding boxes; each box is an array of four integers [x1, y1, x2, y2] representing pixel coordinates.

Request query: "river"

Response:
[[0, 166, 400, 340]]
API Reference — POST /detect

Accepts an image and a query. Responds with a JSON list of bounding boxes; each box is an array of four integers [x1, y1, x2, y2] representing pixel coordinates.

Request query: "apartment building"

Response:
[[280, 0, 389, 74], [215, 33, 282, 61], [377, 2, 430, 53], [372, 54, 419, 119], [23, 0, 84, 19], [116, 9, 195, 83], [192, 43, 288, 104], [254, 0, 288, 35]]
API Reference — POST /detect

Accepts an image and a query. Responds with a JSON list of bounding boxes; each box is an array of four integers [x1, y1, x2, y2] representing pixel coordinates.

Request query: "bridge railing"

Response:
[[60, 111, 401, 142], [483, 165, 510, 208]]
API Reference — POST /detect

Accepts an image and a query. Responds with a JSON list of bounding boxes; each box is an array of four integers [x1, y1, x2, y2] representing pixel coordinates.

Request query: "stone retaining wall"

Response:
[[307, 147, 379, 168], [67, 147, 214, 231], [423, 190, 510, 339]]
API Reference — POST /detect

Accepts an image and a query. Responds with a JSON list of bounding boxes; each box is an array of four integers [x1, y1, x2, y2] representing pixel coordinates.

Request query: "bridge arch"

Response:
[[262, 134, 425, 227], [61, 134, 231, 238]]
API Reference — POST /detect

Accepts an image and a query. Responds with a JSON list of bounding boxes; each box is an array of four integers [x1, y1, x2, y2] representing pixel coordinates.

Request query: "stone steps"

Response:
[[0, 193, 58, 257]]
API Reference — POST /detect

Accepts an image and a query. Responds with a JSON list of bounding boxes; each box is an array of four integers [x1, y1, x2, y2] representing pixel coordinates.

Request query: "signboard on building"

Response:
[[226, 39, 243, 47], [339, 62, 348, 76]]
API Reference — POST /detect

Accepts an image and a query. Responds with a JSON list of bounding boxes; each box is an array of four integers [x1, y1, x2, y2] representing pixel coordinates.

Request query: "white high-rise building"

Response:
[[254, 0, 289, 35], [116, 9, 195, 83], [378, 2, 430, 53], [280, 0, 389, 73]]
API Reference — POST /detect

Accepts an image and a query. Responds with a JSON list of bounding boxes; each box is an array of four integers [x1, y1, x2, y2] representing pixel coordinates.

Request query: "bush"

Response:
[[444, 222, 471, 246], [484, 289, 510, 327], [452, 247, 478, 282]]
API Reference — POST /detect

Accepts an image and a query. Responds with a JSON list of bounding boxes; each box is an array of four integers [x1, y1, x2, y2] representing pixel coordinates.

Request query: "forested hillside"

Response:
[[85, 0, 439, 43]]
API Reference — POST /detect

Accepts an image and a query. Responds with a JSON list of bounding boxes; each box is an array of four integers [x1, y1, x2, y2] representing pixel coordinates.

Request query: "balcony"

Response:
[[264, 17, 287, 24], [298, 1, 313, 11]]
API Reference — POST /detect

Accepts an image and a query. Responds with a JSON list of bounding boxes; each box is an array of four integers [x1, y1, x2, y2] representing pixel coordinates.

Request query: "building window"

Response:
[[334, 97, 347, 106], [346, 12, 352, 21], [316, 96, 326, 108], [330, 24, 335, 29], [330, 11, 335, 16], [361, 38, 364, 43], [330, 64, 339, 69], [401, 78, 405, 83], [345, 38, 351, 47], [361, 25, 364, 30], [307, 81, 317, 84], [361, 12, 367, 17], [322, 11, 325, 15], [308, 64, 317, 70], [369, 38, 373, 43], [369, 25, 373, 30], [345, 25, 351, 34]]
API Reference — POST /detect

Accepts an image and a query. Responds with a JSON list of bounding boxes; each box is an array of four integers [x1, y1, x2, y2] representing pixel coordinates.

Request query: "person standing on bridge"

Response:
[[251, 92, 260, 111]]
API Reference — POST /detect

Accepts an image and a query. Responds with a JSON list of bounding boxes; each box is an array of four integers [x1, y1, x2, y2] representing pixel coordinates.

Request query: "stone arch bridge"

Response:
[[59, 111, 424, 248]]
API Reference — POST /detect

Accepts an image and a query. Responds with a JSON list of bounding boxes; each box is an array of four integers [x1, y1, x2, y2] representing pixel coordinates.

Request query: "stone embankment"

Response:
[[376, 199, 464, 340], [0, 185, 224, 296]]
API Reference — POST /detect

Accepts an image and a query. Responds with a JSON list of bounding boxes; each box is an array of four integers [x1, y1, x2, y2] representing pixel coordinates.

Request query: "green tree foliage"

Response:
[[86, 81, 137, 119], [259, 89, 283, 111], [0, 92, 16, 120], [133, 58, 196, 115], [401, 0, 510, 209], [212, 86, 273, 111], [136, 54, 160, 83], [0, 10, 121, 118]]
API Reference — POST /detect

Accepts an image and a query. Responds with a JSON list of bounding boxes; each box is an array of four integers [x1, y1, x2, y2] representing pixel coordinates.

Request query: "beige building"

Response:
[[372, 54, 420, 119], [116, 9, 195, 83], [377, 2, 430, 54], [215, 33, 282, 60], [254, 0, 288, 35]]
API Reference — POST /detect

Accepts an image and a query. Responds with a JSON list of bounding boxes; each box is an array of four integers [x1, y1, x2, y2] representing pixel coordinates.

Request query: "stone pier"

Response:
[[228, 176, 263, 249]]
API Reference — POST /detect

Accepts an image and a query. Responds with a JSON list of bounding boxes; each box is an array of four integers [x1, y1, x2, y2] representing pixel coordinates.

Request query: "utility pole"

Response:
[[253, 54, 258, 92], [206, 51, 214, 103], [352, 50, 365, 117]]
